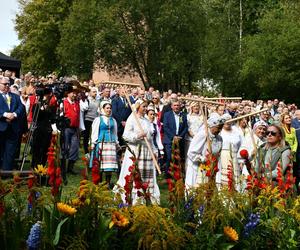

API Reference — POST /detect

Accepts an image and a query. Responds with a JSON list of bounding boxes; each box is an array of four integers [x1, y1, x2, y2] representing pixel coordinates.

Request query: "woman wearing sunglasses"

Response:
[[255, 124, 291, 181]]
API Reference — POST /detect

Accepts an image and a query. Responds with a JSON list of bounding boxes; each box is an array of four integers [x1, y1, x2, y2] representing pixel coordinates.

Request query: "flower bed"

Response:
[[0, 135, 299, 249]]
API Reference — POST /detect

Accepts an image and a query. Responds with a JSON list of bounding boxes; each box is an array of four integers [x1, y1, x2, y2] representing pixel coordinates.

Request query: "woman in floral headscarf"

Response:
[[91, 101, 119, 186]]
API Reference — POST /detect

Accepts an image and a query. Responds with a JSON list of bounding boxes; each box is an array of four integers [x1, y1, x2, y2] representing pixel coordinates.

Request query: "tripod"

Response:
[[20, 97, 43, 171]]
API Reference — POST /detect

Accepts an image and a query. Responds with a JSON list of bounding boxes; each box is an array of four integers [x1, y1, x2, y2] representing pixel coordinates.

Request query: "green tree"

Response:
[[57, 0, 98, 79], [94, 0, 206, 90], [12, 0, 73, 75], [240, 1, 300, 102]]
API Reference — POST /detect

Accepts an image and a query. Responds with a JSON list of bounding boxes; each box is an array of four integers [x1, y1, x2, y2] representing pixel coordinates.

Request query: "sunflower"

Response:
[[199, 163, 210, 171], [57, 202, 77, 216], [224, 226, 239, 242], [109, 211, 129, 228], [34, 165, 48, 176]]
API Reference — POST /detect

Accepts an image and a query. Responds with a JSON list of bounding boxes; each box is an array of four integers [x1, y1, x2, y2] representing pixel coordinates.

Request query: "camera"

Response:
[[52, 81, 70, 101], [35, 82, 52, 98]]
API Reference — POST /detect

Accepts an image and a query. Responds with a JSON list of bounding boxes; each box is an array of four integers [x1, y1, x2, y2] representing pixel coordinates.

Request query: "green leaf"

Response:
[[220, 243, 235, 250], [53, 217, 69, 246]]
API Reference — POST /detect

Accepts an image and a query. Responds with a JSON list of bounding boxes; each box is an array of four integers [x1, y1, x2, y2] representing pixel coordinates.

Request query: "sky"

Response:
[[0, 0, 20, 55]]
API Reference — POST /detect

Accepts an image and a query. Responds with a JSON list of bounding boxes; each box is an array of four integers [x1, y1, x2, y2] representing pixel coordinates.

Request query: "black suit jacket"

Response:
[[0, 92, 24, 133]]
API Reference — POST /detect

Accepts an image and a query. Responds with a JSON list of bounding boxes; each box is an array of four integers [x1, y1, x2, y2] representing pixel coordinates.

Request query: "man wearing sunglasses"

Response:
[[0, 76, 25, 170]]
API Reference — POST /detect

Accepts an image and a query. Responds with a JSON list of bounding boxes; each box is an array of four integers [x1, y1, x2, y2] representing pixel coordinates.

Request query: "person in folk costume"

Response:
[[236, 116, 251, 143], [292, 110, 300, 193], [114, 99, 160, 205], [238, 121, 267, 190], [151, 92, 164, 134], [146, 105, 164, 166], [90, 101, 119, 186], [185, 102, 203, 157], [255, 124, 291, 182], [281, 113, 298, 160], [185, 116, 223, 192], [219, 113, 243, 191]]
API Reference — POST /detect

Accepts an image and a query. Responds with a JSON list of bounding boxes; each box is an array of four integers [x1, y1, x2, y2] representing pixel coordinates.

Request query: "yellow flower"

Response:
[[199, 163, 210, 171], [109, 211, 129, 228], [57, 202, 77, 216], [224, 226, 239, 242], [34, 164, 48, 176], [70, 198, 83, 207]]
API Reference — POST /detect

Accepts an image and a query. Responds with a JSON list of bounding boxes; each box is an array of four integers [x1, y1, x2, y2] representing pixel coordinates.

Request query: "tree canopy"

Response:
[[11, 0, 300, 102]]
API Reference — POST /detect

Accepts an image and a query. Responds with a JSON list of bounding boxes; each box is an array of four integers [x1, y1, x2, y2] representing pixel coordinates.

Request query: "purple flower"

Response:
[[27, 203, 33, 214], [184, 197, 194, 210], [26, 221, 41, 250], [118, 203, 129, 209], [243, 212, 260, 237]]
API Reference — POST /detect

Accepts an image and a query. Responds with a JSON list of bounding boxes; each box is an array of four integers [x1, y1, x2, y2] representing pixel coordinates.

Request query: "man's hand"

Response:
[[5, 112, 16, 121], [173, 136, 182, 142], [121, 121, 126, 127]]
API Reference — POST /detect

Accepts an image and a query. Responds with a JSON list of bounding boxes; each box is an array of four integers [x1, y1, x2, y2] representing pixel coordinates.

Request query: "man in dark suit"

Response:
[[112, 90, 132, 146], [163, 100, 188, 176], [0, 77, 25, 170]]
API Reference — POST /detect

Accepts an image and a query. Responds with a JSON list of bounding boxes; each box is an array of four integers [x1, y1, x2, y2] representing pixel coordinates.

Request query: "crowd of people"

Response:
[[1, 70, 300, 204]]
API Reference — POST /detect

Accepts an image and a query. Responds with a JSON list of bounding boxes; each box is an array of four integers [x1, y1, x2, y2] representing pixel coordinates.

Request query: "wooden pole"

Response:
[[180, 97, 225, 106], [226, 108, 269, 123], [100, 80, 142, 88], [200, 102, 211, 153], [121, 87, 161, 175], [204, 97, 242, 100]]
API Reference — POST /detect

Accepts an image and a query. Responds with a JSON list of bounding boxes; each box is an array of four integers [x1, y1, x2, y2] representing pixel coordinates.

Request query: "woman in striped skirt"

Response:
[[115, 99, 160, 205], [91, 101, 119, 186]]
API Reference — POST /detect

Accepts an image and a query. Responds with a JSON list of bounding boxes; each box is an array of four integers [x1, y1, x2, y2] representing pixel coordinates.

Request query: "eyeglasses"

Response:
[[266, 131, 278, 136], [0, 83, 9, 86]]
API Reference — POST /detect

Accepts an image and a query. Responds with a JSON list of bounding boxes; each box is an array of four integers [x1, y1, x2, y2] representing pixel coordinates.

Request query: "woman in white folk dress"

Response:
[[185, 102, 203, 157], [219, 114, 243, 191], [115, 99, 160, 205], [238, 120, 267, 190], [185, 116, 223, 192]]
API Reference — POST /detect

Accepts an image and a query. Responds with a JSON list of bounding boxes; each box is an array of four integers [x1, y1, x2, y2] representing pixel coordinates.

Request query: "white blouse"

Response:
[[91, 115, 118, 146], [220, 126, 242, 153]]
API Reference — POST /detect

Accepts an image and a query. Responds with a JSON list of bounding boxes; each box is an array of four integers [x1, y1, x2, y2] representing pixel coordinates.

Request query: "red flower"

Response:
[[173, 171, 181, 180], [205, 170, 211, 177], [56, 168, 61, 176], [128, 165, 135, 172], [0, 201, 4, 217], [166, 178, 174, 192], [227, 163, 234, 192], [240, 149, 249, 159], [134, 181, 142, 190], [91, 165, 101, 185], [125, 175, 131, 183], [141, 182, 149, 191], [55, 177, 62, 187]]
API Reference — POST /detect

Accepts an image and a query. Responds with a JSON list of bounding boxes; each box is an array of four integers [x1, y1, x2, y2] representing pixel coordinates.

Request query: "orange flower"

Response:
[[57, 202, 77, 216], [109, 211, 129, 228], [224, 226, 239, 242]]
